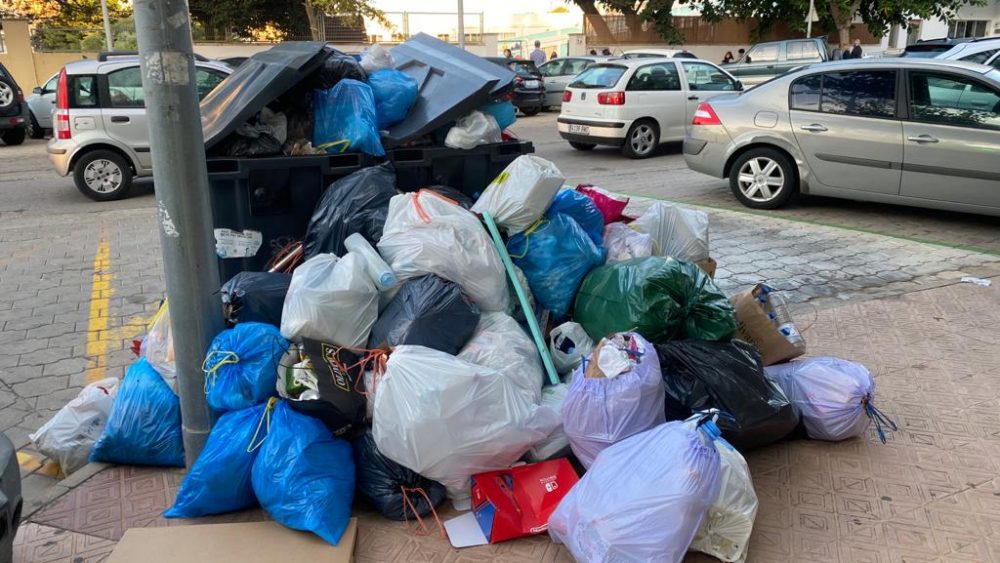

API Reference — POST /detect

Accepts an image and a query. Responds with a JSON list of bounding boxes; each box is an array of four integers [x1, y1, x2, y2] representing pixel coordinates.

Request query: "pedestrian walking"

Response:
[[530, 41, 546, 67]]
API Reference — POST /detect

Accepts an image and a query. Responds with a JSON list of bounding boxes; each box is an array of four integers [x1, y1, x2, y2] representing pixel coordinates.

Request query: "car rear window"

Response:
[[508, 61, 539, 75], [901, 45, 952, 58], [69, 75, 99, 108], [569, 65, 626, 89]]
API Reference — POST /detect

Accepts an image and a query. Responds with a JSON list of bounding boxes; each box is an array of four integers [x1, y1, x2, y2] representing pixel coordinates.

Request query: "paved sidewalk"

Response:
[[13, 279, 1000, 562]]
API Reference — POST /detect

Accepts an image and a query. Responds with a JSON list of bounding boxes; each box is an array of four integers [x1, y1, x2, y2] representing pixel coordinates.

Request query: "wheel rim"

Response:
[[629, 124, 655, 155], [0, 84, 12, 107], [737, 157, 784, 202], [83, 159, 123, 194]]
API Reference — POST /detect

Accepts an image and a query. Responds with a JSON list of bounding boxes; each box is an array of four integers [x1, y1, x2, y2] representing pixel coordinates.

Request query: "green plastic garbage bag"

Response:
[[573, 256, 737, 343]]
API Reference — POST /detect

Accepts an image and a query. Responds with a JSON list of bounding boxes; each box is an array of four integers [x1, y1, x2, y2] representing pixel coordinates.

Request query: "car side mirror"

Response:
[[736, 80, 744, 91], [32, 87, 42, 95]]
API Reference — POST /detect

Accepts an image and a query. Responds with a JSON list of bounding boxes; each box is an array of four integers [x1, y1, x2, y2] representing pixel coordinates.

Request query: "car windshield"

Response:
[[901, 45, 952, 58], [508, 61, 539, 75], [569, 65, 626, 88]]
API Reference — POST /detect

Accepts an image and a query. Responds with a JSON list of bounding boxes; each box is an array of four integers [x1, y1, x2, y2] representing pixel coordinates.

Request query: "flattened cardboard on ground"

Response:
[[106, 518, 357, 563]]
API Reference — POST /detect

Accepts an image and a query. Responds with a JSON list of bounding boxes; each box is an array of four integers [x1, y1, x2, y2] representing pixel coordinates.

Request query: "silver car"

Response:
[[46, 54, 230, 200], [684, 59, 1000, 216], [26, 73, 59, 139], [538, 56, 618, 108]]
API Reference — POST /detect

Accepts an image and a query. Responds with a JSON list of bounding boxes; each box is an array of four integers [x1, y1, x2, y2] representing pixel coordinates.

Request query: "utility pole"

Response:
[[457, 0, 465, 49], [133, 0, 222, 466], [100, 0, 114, 50]]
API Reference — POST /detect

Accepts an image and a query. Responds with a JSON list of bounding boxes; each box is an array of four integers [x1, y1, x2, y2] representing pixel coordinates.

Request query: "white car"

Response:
[[623, 48, 698, 60], [557, 58, 741, 158], [935, 38, 1000, 67]]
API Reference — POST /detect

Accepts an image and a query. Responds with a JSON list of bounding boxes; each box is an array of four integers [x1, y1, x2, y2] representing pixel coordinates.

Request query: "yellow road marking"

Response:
[[84, 238, 113, 384]]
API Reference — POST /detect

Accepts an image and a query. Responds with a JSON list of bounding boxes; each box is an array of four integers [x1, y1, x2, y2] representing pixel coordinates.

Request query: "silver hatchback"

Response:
[[684, 59, 1000, 216]]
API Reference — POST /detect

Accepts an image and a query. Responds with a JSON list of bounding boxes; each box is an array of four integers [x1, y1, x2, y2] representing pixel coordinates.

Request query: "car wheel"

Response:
[[569, 141, 596, 151], [521, 106, 541, 116], [541, 105, 550, 112], [28, 113, 45, 139], [73, 150, 133, 201], [729, 148, 797, 209], [0, 79, 14, 111], [622, 119, 658, 159], [0, 128, 25, 146]]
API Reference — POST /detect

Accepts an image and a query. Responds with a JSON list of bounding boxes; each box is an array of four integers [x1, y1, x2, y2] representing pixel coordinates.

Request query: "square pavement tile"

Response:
[[13, 523, 116, 563]]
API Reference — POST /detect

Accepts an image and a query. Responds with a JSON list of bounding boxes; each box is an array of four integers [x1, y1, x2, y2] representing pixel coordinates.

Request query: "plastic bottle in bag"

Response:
[[344, 232, 396, 291], [758, 286, 805, 350]]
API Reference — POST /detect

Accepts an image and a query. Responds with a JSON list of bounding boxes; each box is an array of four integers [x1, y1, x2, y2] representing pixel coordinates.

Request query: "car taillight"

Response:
[[692, 102, 721, 125], [16, 89, 24, 103], [56, 113, 71, 139], [597, 91, 624, 105], [55, 69, 71, 139], [514, 76, 524, 85], [56, 69, 68, 110], [562, 90, 572, 102]]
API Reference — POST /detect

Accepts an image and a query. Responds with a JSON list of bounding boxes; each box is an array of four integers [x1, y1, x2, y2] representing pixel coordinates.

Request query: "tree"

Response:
[[0, 0, 130, 27], [568, 0, 683, 44], [301, 0, 388, 41]]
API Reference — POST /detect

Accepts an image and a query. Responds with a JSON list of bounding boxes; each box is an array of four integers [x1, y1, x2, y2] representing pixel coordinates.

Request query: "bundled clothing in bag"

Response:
[[549, 322, 594, 375], [368, 69, 418, 130], [458, 312, 543, 404], [30, 378, 118, 475], [656, 340, 800, 451], [252, 401, 355, 546], [548, 421, 722, 563], [604, 222, 653, 263], [576, 184, 629, 224], [280, 253, 379, 347], [302, 163, 396, 260], [547, 189, 605, 247], [221, 272, 291, 327], [368, 274, 480, 355], [574, 256, 737, 343], [765, 357, 895, 443], [165, 402, 271, 519], [373, 346, 558, 505], [508, 212, 604, 317], [470, 155, 565, 234], [562, 333, 665, 469], [204, 322, 287, 413], [631, 202, 710, 262], [313, 79, 384, 156], [90, 359, 184, 467], [353, 430, 446, 521], [378, 190, 509, 312]]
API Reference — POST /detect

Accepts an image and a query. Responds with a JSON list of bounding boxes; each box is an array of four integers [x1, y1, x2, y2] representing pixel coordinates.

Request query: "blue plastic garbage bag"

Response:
[[204, 322, 287, 413], [252, 401, 355, 546], [547, 189, 605, 248], [548, 421, 722, 563], [479, 100, 517, 130], [90, 358, 184, 467], [368, 69, 418, 130], [313, 79, 384, 157], [507, 212, 604, 317], [164, 401, 272, 518]]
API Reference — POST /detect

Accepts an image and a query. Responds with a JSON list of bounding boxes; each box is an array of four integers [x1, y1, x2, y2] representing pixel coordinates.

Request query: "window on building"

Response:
[[948, 20, 989, 38]]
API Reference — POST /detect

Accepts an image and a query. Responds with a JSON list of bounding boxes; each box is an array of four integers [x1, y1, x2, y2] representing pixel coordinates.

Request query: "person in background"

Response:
[[601, 47, 612, 56], [850, 39, 863, 59], [841, 43, 853, 59], [722, 51, 734, 64], [589, 49, 598, 55], [738, 48, 751, 63], [530, 40, 546, 67], [550, 51, 558, 60], [503, 48, 513, 59]]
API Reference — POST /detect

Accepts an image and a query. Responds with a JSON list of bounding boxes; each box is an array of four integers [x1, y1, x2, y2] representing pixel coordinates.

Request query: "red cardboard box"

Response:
[[470, 459, 579, 544]]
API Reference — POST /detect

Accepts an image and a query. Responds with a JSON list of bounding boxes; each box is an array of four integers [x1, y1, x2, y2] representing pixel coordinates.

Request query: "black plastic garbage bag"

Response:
[[288, 339, 369, 439], [368, 275, 480, 355], [221, 272, 291, 326], [314, 50, 367, 90], [423, 185, 474, 209], [353, 430, 447, 521], [303, 164, 396, 259], [655, 340, 800, 451]]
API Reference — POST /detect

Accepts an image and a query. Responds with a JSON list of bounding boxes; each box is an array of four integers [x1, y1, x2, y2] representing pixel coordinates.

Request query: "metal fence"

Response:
[[367, 11, 485, 45], [584, 14, 879, 45]]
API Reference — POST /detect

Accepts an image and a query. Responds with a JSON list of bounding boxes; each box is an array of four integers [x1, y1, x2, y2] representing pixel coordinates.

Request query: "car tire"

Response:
[[73, 150, 133, 201], [622, 119, 658, 159], [521, 106, 541, 116], [0, 78, 14, 111], [728, 148, 797, 210], [541, 105, 550, 112], [28, 113, 45, 139], [569, 141, 596, 151], [0, 128, 25, 146]]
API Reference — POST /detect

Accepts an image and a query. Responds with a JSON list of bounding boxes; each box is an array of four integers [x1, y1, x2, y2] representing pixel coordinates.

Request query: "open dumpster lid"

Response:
[[384, 33, 516, 149], [201, 42, 330, 150]]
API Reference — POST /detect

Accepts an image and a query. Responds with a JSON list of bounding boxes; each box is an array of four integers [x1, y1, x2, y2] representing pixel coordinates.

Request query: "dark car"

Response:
[[485, 57, 545, 116], [0, 432, 21, 562], [0, 62, 29, 146]]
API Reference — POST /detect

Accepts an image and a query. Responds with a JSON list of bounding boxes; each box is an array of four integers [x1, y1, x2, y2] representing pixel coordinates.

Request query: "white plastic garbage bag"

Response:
[[548, 421, 722, 563], [360, 43, 393, 72], [458, 312, 543, 404], [631, 202, 710, 262], [373, 346, 557, 506], [549, 322, 594, 374], [378, 190, 509, 312], [140, 302, 176, 392], [470, 155, 565, 235], [30, 378, 119, 475], [765, 357, 892, 442], [603, 222, 653, 263], [687, 413, 758, 563], [280, 253, 379, 347], [525, 382, 571, 463], [444, 111, 502, 150]]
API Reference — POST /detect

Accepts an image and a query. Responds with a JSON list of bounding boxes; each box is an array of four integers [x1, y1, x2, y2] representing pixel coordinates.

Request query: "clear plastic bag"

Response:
[[549, 322, 594, 375], [360, 43, 393, 73], [444, 110, 501, 150], [631, 202, 710, 262], [140, 301, 175, 392], [525, 382, 571, 463], [30, 378, 118, 475], [280, 253, 379, 347], [458, 312, 543, 404], [603, 222, 653, 263], [378, 190, 509, 312], [470, 155, 565, 235], [313, 79, 384, 157]]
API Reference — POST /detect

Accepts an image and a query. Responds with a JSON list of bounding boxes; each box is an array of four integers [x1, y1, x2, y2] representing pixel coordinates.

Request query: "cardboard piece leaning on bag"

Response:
[[730, 284, 805, 366]]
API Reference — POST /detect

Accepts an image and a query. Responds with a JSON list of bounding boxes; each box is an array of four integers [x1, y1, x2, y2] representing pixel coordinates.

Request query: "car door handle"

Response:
[[766, 65, 775, 69], [800, 124, 828, 132], [687, 95, 699, 101], [907, 134, 938, 144], [110, 116, 130, 123]]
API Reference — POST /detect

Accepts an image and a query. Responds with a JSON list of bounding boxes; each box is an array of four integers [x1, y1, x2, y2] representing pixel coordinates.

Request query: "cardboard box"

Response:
[[471, 459, 579, 544], [106, 518, 357, 563], [696, 257, 717, 279], [730, 285, 805, 366]]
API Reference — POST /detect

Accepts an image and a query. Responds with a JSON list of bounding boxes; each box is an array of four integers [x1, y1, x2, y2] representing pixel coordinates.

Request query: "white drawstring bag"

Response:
[[470, 155, 565, 235], [631, 202, 710, 262], [603, 222, 654, 263], [30, 378, 120, 475], [458, 312, 543, 404], [549, 321, 594, 374], [444, 111, 502, 150]]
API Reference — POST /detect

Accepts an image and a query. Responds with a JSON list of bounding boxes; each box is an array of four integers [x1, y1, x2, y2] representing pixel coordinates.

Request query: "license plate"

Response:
[[524, 80, 540, 89], [568, 124, 590, 135]]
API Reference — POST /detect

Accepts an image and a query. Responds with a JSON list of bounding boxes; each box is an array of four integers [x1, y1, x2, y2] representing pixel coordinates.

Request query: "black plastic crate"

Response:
[[208, 140, 533, 284]]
